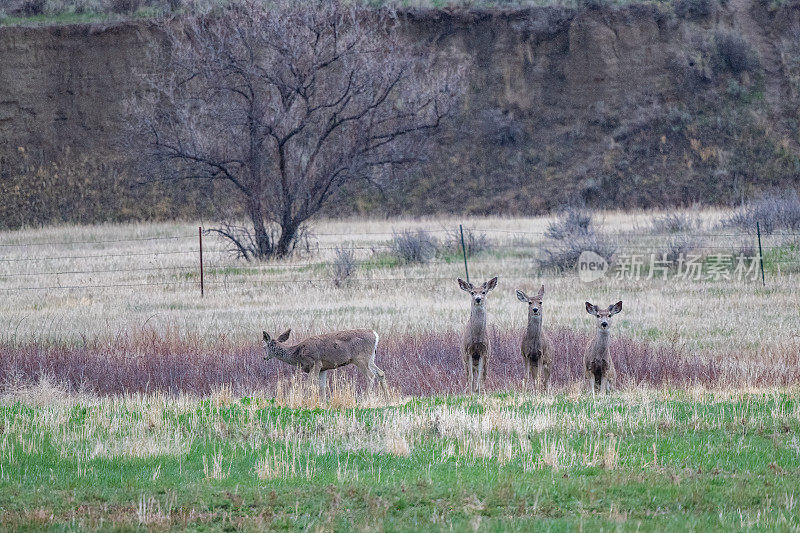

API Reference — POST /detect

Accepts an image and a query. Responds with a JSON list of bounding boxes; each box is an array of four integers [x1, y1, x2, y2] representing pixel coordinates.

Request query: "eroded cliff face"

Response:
[[0, 23, 159, 157], [1, 3, 799, 222]]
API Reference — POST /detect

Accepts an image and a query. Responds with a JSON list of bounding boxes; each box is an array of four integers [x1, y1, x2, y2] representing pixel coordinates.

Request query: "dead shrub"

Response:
[[674, 0, 715, 19], [544, 206, 593, 241], [443, 227, 492, 257], [650, 213, 702, 234], [110, 0, 141, 13], [724, 190, 800, 234], [539, 231, 617, 272], [1, 329, 799, 397], [390, 230, 438, 264], [539, 206, 616, 271], [659, 234, 703, 264], [330, 246, 357, 287], [19, 0, 46, 15], [714, 32, 761, 75]]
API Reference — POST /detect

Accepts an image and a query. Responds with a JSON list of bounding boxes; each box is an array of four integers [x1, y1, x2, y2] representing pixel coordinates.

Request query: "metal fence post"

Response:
[[459, 224, 469, 283], [199, 226, 205, 297], [756, 222, 765, 287]]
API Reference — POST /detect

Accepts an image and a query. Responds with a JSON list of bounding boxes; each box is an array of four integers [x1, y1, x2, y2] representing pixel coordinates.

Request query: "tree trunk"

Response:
[[248, 197, 272, 260], [275, 222, 298, 258]]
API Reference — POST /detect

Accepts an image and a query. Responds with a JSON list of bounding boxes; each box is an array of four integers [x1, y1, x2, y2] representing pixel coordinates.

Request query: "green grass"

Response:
[[0, 4, 171, 26], [1, 390, 799, 530], [361, 252, 403, 270], [0, 11, 108, 26], [763, 242, 800, 274]]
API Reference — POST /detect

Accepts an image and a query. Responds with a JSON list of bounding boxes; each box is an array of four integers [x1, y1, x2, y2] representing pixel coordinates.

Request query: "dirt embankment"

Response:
[[1, 2, 799, 222]]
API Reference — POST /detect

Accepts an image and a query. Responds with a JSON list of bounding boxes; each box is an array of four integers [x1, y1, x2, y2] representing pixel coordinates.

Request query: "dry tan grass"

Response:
[[255, 447, 315, 480], [272, 372, 405, 410], [0, 208, 793, 360]]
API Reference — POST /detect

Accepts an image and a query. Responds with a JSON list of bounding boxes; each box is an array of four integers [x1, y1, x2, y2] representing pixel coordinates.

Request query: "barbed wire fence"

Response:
[[0, 224, 798, 294]]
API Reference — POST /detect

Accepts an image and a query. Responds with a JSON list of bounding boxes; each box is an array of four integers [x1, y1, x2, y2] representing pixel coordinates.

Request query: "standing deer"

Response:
[[516, 285, 552, 390], [458, 276, 498, 395], [584, 301, 622, 394], [262, 328, 387, 401]]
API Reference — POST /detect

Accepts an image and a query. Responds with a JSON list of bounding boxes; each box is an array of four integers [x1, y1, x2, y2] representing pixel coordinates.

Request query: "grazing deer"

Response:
[[584, 301, 622, 394], [458, 276, 498, 395], [262, 328, 387, 401], [516, 285, 552, 390]]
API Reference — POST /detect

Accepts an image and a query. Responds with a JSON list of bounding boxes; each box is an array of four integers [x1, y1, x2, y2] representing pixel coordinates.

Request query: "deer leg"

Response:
[[309, 361, 322, 401], [523, 357, 530, 388], [465, 361, 474, 396], [476, 357, 485, 395], [354, 361, 375, 396], [530, 360, 540, 390], [584, 368, 595, 396], [601, 370, 614, 394], [318, 370, 328, 402], [369, 361, 388, 397], [606, 362, 616, 393], [480, 356, 487, 394], [541, 361, 551, 393]]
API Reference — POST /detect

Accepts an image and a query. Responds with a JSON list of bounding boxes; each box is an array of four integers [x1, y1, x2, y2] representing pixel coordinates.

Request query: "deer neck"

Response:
[[592, 328, 610, 356], [468, 304, 487, 336], [526, 311, 543, 343], [272, 343, 299, 365]]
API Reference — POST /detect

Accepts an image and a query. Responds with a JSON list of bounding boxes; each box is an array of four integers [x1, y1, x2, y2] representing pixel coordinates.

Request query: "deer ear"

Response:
[[277, 329, 291, 343], [609, 301, 623, 315], [585, 302, 597, 316], [516, 289, 529, 303], [263, 331, 270, 342], [537, 285, 545, 299], [458, 278, 472, 292], [485, 276, 498, 291]]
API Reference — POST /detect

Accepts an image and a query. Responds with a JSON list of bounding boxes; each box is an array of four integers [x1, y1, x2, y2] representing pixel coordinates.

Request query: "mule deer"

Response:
[[584, 301, 622, 394], [262, 328, 387, 401], [516, 285, 552, 390], [458, 276, 498, 395]]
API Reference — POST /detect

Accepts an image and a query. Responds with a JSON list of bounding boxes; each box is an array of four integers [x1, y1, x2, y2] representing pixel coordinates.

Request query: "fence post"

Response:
[[756, 221, 765, 287], [459, 224, 470, 283], [199, 226, 205, 297]]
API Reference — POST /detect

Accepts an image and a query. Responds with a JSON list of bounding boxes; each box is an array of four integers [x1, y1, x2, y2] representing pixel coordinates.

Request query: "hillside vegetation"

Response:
[[0, 0, 799, 226]]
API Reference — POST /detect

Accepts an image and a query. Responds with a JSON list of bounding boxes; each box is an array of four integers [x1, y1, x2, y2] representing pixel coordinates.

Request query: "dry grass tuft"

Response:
[[3, 374, 70, 407], [384, 431, 411, 457], [202, 449, 229, 480], [255, 448, 315, 480]]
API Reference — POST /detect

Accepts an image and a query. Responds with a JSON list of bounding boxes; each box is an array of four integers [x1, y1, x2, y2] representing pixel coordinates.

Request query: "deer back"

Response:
[[291, 329, 377, 372]]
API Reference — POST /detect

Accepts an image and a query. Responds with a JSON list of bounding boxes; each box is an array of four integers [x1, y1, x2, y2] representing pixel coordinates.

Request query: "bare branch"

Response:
[[125, 0, 465, 259]]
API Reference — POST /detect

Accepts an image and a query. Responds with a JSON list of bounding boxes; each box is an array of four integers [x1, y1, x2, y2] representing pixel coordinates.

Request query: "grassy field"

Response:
[[0, 211, 796, 352], [1, 383, 800, 530], [1, 210, 799, 529]]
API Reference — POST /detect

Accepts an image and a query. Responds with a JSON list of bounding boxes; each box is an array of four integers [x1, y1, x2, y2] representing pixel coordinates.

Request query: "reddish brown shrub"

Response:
[[0, 329, 797, 396]]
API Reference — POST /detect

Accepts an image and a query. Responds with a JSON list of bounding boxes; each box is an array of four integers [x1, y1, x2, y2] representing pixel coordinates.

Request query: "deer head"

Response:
[[585, 301, 623, 332], [458, 277, 498, 307], [262, 329, 291, 361], [516, 285, 545, 317]]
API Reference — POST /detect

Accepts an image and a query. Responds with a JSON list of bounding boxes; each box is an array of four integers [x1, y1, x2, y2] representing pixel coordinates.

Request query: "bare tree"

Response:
[[130, 0, 464, 259]]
